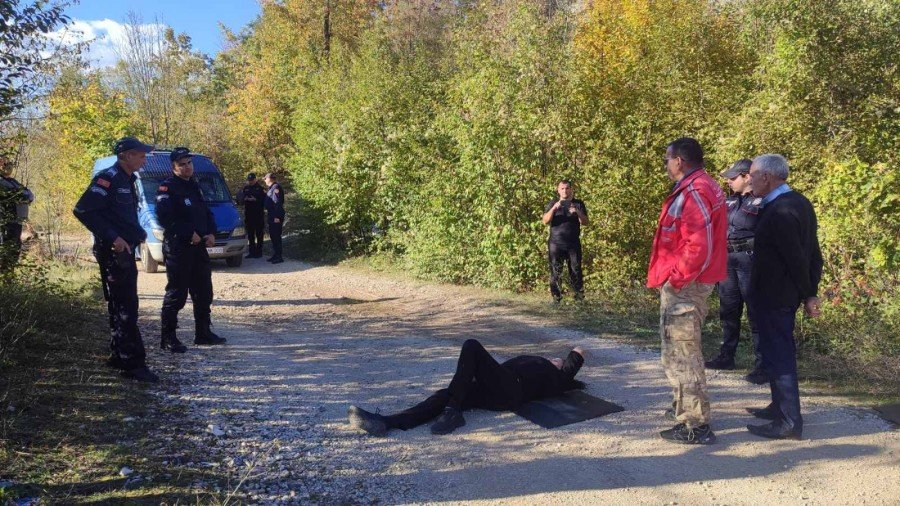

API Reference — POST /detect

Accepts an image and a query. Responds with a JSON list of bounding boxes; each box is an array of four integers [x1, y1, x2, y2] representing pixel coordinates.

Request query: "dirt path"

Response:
[[135, 258, 898, 505]]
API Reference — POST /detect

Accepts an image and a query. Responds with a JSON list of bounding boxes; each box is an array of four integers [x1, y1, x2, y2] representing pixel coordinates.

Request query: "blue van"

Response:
[[91, 151, 247, 273]]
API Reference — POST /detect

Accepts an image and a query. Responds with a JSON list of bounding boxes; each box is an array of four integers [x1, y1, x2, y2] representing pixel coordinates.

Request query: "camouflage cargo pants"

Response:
[[660, 281, 714, 428]]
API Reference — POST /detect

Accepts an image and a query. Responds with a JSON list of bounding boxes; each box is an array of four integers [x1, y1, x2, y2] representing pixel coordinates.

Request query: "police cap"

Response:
[[721, 159, 752, 179], [170, 147, 193, 162], [114, 136, 154, 155], [247, 172, 257, 181]]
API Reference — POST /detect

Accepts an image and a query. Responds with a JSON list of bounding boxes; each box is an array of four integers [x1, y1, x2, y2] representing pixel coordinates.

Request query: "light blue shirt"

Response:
[[760, 183, 792, 207]]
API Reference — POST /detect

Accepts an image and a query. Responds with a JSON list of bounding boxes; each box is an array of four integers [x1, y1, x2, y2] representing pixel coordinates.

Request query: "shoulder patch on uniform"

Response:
[[158, 185, 168, 192], [90, 187, 108, 196], [96, 178, 111, 188]]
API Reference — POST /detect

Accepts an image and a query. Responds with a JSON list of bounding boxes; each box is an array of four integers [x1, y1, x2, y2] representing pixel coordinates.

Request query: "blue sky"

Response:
[[50, 0, 260, 67]]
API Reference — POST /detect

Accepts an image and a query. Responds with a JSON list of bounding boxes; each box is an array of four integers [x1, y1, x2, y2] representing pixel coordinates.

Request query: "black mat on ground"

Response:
[[873, 403, 900, 425], [515, 390, 624, 429]]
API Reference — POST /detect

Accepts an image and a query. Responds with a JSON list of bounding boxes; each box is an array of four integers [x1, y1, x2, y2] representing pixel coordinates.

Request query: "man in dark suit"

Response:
[[745, 154, 823, 440], [348, 339, 586, 436]]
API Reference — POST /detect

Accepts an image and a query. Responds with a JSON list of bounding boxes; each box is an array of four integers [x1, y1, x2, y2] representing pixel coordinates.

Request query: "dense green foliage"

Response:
[[221, 0, 898, 361], [11, 0, 898, 366]]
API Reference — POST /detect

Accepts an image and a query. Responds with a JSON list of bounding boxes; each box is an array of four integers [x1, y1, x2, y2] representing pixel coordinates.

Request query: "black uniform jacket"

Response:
[[750, 191, 823, 309], [502, 350, 585, 400], [238, 182, 266, 220], [155, 175, 217, 246], [726, 193, 762, 241], [73, 163, 146, 246], [265, 183, 285, 221]]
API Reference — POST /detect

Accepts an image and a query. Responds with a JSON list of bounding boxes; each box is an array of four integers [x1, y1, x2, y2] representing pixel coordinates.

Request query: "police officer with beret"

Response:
[[237, 172, 266, 258], [705, 159, 767, 384], [156, 147, 226, 351], [73, 136, 158, 383], [263, 172, 284, 264]]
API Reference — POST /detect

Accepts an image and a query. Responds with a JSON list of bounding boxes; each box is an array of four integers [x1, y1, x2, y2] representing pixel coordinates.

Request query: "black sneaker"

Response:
[[660, 423, 716, 445], [745, 368, 768, 385], [161, 337, 187, 353], [121, 366, 159, 384], [348, 406, 389, 436], [430, 407, 466, 435], [705, 355, 736, 370]]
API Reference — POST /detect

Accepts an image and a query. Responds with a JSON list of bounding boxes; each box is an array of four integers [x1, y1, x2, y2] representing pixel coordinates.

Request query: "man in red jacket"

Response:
[[647, 137, 727, 444]]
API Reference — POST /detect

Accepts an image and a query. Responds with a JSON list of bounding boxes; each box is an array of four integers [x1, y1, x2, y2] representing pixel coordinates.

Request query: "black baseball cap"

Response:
[[247, 172, 257, 181], [721, 158, 752, 179], [113, 136, 154, 155], [170, 147, 193, 162]]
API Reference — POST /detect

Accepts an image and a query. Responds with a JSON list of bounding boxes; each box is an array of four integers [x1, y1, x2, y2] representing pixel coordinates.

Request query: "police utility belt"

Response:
[[727, 237, 754, 253]]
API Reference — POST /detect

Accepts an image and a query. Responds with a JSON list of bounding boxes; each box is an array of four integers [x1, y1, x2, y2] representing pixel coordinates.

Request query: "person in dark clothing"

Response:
[[237, 172, 266, 258], [348, 339, 587, 436], [745, 154, 823, 441], [156, 147, 226, 352], [0, 152, 34, 272], [705, 159, 767, 384], [263, 172, 285, 264], [541, 180, 589, 303], [73, 136, 158, 383]]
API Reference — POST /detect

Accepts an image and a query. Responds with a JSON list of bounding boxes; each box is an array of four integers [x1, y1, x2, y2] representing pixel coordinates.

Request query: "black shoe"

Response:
[[270, 257, 284, 264], [161, 336, 187, 353], [705, 355, 736, 370], [194, 334, 227, 345], [430, 407, 466, 435], [746, 404, 780, 421], [745, 368, 769, 385], [659, 423, 716, 445], [747, 421, 802, 440], [106, 353, 126, 370], [348, 406, 389, 436], [121, 366, 159, 383], [664, 408, 677, 422]]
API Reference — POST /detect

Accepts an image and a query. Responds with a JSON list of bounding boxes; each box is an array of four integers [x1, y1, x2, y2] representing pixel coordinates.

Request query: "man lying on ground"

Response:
[[348, 339, 586, 436]]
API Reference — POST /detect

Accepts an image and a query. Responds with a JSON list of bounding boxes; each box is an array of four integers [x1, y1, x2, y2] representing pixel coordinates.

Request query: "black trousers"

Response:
[[717, 251, 761, 366], [95, 245, 146, 369], [0, 222, 22, 272], [268, 219, 283, 259], [246, 216, 264, 255], [161, 242, 213, 337], [384, 339, 524, 430], [548, 241, 583, 298], [751, 302, 803, 433]]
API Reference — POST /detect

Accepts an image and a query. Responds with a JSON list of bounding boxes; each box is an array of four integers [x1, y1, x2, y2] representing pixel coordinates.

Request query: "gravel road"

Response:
[[135, 258, 899, 505]]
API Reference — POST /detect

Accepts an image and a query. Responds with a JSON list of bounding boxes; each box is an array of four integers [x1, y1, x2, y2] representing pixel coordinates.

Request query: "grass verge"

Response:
[[0, 258, 228, 504]]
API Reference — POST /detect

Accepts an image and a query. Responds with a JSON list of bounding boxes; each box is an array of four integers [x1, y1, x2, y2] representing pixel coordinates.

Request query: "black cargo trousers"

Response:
[[94, 243, 146, 369], [160, 239, 213, 340]]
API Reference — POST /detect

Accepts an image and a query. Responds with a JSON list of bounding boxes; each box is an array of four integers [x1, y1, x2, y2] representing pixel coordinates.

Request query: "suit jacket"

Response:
[[750, 191, 823, 309]]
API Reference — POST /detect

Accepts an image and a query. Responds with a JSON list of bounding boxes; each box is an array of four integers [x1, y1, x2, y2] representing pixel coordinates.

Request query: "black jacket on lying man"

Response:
[[349, 338, 586, 436]]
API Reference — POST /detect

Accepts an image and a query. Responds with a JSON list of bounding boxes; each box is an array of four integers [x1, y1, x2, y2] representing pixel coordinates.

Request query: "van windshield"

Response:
[[140, 172, 232, 204]]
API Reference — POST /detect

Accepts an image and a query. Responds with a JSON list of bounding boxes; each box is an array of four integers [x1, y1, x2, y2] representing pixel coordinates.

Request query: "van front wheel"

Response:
[[142, 243, 159, 273], [226, 254, 243, 268]]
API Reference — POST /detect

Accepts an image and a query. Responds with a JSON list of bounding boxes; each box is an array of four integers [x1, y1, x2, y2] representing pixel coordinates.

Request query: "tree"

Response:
[[0, 0, 70, 119]]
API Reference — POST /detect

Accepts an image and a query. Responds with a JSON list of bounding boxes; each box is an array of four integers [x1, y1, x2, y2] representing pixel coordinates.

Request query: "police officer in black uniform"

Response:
[[541, 179, 589, 303], [0, 151, 34, 272], [705, 159, 767, 384], [237, 172, 266, 258], [156, 147, 226, 351], [73, 136, 158, 383], [263, 172, 284, 264]]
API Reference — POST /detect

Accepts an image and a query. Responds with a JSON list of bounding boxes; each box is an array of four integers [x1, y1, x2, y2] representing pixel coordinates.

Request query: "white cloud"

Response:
[[44, 18, 167, 69]]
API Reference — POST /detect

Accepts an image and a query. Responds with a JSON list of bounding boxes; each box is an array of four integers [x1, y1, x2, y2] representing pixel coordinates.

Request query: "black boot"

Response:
[[705, 354, 736, 370], [430, 407, 466, 435], [745, 368, 769, 385], [348, 406, 389, 436], [746, 403, 780, 420], [121, 366, 159, 383], [194, 320, 226, 345], [160, 334, 187, 353]]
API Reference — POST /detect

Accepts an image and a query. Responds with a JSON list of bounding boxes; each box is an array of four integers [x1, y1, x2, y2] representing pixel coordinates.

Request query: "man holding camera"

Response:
[[542, 179, 589, 303]]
